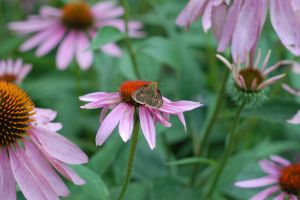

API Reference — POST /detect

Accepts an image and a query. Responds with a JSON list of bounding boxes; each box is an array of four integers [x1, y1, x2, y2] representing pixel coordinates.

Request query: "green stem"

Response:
[[120, 0, 141, 79], [189, 70, 230, 185], [206, 101, 246, 199], [116, 110, 140, 200]]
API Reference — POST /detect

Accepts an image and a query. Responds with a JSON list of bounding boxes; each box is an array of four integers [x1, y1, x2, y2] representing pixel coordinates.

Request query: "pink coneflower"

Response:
[[235, 155, 300, 200], [0, 81, 88, 200], [0, 58, 32, 83], [217, 49, 288, 93], [80, 80, 202, 149], [9, 1, 143, 70], [176, 0, 300, 62]]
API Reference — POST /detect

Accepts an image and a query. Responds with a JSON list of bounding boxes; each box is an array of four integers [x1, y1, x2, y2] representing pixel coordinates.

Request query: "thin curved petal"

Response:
[[0, 148, 16, 200], [96, 103, 127, 146], [160, 100, 202, 114], [270, 155, 291, 166], [56, 31, 77, 70], [119, 104, 135, 142], [235, 176, 278, 188], [249, 186, 279, 200], [31, 127, 88, 164], [139, 106, 156, 149]]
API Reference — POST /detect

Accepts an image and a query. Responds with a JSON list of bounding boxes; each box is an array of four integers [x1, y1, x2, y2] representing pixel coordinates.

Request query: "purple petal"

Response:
[[0, 148, 16, 200], [202, 0, 223, 32], [8, 19, 55, 34], [119, 104, 135, 142], [274, 193, 286, 200], [160, 100, 202, 114], [31, 127, 88, 164], [211, 4, 227, 41], [149, 109, 172, 127], [139, 106, 156, 149], [9, 146, 58, 200], [56, 31, 77, 70], [177, 113, 187, 131], [96, 103, 127, 146], [79, 92, 120, 102], [259, 160, 281, 176], [235, 176, 278, 188], [270, 155, 291, 166], [76, 32, 93, 70], [270, 0, 300, 56], [24, 140, 69, 197], [249, 186, 279, 200]]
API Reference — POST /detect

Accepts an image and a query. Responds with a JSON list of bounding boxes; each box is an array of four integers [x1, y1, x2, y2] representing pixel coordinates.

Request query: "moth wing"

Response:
[[132, 86, 149, 105]]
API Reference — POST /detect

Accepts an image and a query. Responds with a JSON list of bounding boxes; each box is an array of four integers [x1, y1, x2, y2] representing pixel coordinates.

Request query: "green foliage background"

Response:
[[1, 0, 300, 199]]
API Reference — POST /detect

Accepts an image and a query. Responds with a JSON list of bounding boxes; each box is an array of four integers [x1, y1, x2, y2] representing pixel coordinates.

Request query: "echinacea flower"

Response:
[[9, 1, 143, 70], [0, 81, 88, 200], [80, 80, 202, 149], [235, 155, 300, 200], [176, 0, 300, 62], [0, 58, 32, 83]]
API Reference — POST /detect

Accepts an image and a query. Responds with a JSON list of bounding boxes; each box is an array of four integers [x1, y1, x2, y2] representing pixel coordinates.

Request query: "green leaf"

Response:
[[65, 166, 109, 200], [89, 27, 126, 50], [165, 157, 216, 166]]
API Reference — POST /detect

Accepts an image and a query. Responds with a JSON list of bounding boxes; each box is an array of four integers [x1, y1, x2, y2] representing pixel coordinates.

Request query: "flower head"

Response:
[[9, 1, 143, 70], [80, 80, 202, 149], [0, 59, 31, 83], [217, 49, 289, 107], [235, 155, 300, 200], [0, 81, 88, 200], [176, 0, 300, 62]]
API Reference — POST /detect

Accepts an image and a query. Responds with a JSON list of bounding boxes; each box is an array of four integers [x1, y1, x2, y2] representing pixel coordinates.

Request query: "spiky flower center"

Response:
[[238, 68, 264, 92], [279, 163, 300, 195], [62, 2, 94, 29], [119, 80, 150, 104], [0, 82, 35, 146], [0, 74, 18, 83]]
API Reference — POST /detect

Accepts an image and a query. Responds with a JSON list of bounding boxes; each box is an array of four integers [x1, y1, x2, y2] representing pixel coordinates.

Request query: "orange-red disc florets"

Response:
[[62, 2, 94, 29], [119, 80, 150, 104], [279, 163, 300, 195]]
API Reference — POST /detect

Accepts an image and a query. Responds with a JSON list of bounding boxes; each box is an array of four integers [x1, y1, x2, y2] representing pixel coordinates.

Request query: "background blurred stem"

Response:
[[116, 110, 139, 200], [206, 100, 246, 199], [120, 0, 141, 79], [189, 70, 230, 185]]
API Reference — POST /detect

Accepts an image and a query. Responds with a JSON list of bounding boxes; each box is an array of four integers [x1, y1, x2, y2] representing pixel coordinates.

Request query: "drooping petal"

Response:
[[202, 0, 223, 32], [80, 94, 121, 109], [119, 104, 135, 142], [31, 127, 88, 164], [9, 147, 58, 200], [0, 148, 16, 200], [96, 103, 127, 146], [56, 31, 77, 70], [139, 106, 156, 149], [249, 186, 279, 200], [79, 92, 120, 102], [76, 32, 93, 70], [160, 100, 202, 114], [270, 0, 300, 56], [235, 176, 278, 188], [259, 160, 281, 176], [149, 109, 172, 127], [270, 155, 291, 166], [24, 140, 69, 197], [274, 192, 286, 200], [211, 4, 227, 41], [101, 43, 123, 57], [177, 113, 187, 131]]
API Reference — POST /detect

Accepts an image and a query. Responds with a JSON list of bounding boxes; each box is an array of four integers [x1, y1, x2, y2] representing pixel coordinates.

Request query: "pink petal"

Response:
[[270, 0, 300, 56], [235, 176, 278, 188], [287, 110, 300, 124], [99, 106, 109, 123], [31, 127, 88, 164], [259, 160, 281, 176], [24, 140, 69, 197], [8, 19, 55, 34], [34, 108, 57, 122], [249, 186, 280, 200], [177, 113, 187, 131], [270, 155, 291, 166], [149, 109, 172, 127], [274, 193, 286, 200], [92, 1, 116, 15], [101, 43, 123, 57], [40, 6, 61, 17], [231, 0, 267, 62], [9, 147, 58, 200], [56, 31, 77, 70], [176, 0, 207, 28], [36, 25, 66, 56], [211, 4, 227, 41], [160, 100, 202, 114], [202, 0, 223, 32], [0, 148, 16, 200], [79, 92, 120, 102], [119, 104, 135, 142], [76, 32, 93, 70], [96, 103, 127, 146], [217, 0, 242, 51], [139, 106, 156, 149]]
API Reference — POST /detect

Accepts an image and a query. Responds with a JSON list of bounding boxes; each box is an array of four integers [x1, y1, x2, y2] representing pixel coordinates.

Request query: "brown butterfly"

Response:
[[132, 82, 163, 109]]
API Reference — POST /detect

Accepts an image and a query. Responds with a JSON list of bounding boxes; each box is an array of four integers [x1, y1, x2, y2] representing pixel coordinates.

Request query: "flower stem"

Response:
[[116, 110, 140, 200], [189, 70, 230, 185], [120, 0, 141, 79], [206, 100, 246, 199]]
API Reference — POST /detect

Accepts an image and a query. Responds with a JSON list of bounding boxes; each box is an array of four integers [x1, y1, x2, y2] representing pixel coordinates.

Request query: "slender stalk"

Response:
[[189, 70, 230, 185], [206, 101, 246, 199], [120, 0, 141, 79], [116, 110, 140, 200]]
